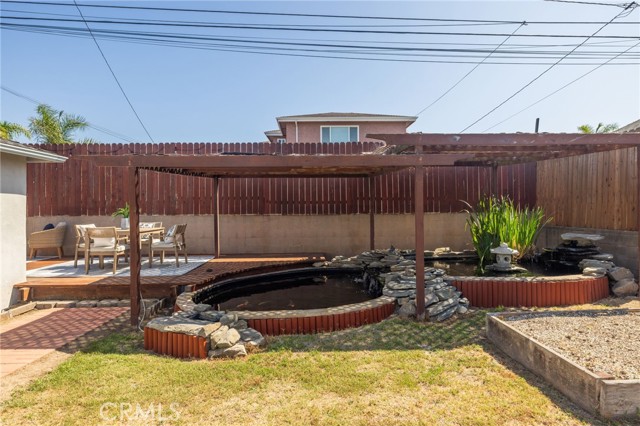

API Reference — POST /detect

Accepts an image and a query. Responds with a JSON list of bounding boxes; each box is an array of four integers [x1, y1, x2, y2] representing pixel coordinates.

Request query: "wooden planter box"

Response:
[[487, 310, 640, 419]]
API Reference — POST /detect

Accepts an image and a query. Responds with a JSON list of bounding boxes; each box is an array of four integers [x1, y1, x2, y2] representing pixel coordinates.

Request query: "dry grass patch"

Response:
[[1, 310, 633, 425]]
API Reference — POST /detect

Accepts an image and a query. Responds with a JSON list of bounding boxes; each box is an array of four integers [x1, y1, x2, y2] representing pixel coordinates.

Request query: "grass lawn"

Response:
[[1, 310, 634, 425]]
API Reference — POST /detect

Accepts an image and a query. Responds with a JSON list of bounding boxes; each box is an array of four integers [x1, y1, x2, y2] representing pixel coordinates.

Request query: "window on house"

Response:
[[321, 126, 358, 143], [276, 138, 286, 143]]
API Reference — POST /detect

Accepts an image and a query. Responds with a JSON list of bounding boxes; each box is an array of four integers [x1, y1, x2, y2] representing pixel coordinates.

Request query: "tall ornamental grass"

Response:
[[464, 196, 551, 266]]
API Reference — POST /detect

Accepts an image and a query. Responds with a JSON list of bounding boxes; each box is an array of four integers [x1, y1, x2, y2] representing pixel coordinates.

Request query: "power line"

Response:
[[415, 23, 526, 117], [3, 15, 640, 39], [1, 85, 138, 143], [545, 0, 631, 6], [71, 1, 154, 142], [4, 0, 639, 25], [459, 2, 638, 132], [482, 39, 640, 131], [5, 22, 639, 65]]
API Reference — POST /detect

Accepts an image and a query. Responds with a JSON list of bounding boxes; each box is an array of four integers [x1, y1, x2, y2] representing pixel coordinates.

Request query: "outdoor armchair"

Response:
[[149, 224, 188, 267], [84, 227, 128, 275], [28, 222, 67, 259], [73, 224, 96, 267]]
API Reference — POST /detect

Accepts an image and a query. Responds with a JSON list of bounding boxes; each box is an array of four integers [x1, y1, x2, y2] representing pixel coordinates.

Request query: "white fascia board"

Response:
[[276, 115, 418, 124], [0, 142, 67, 163]]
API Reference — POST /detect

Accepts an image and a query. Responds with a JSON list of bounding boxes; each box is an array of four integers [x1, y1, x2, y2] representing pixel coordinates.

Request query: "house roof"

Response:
[[273, 112, 418, 138], [618, 119, 640, 133], [0, 138, 67, 163]]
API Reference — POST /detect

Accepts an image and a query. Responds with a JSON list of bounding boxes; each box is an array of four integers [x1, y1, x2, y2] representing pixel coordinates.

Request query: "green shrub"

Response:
[[464, 196, 551, 266]]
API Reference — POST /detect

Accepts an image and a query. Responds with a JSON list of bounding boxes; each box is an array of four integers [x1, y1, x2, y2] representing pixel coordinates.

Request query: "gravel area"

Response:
[[505, 310, 639, 380]]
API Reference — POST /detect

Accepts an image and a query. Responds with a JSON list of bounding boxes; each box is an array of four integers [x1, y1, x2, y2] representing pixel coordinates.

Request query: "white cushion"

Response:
[[93, 237, 116, 247], [91, 244, 126, 253], [77, 224, 96, 237], [56, 222, 67, 228]]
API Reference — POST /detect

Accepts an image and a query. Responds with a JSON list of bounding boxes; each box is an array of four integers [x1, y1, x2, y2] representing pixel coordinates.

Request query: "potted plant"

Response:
[[112, 203, 130, 229]]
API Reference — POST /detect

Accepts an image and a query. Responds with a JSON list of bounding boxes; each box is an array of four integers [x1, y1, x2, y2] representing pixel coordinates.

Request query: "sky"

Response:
[[1, 0, 639, 143]]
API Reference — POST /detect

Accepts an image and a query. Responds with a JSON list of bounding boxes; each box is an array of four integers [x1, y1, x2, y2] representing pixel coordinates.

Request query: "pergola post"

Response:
[[213, 177, 220, 258], [414, 165, 425, 319], [368, 175, 375, 250], [128, 166, 141, 326], [637, 147, 640, 279]]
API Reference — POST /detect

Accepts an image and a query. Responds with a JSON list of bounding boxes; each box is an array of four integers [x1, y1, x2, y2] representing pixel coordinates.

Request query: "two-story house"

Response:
[[264, 112, 417, 143]]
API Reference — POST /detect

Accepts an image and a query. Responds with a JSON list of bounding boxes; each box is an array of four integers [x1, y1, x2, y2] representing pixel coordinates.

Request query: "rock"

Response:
[[173, 310, 199, 319], [608, 267, 634, 282], [561, 233, 604, 246], [97, 299, 119, 307], [578, 259, 615, 271], [582, 267, 607, 277], [383, 288, 415, 298], [193, 303, 212, 312], [426, 297, 459, 317], [398, 301, 417, 318], [198, 311, 224, 322], [435, 286, 457, 301], [211, 327, 241, 349], [612, 279, 639, 297], [456, 305, 468, 314], [590, 253, 614, 261], [312, 261, 329, 267], [208, 343, 247, 359], [433, 247, 451, 256], [220, 313, 238, 326], [146, 317, 210, 335], [387, 281, 416, 291], [368, 261, 385, 268], [433, 305, 457, 322], [76, 300, 98, 308], [117, 300, 131, 307], [459, 297, 470, 307], [397, 297, 411, 306], [424, 292, 439, 307], [231, 320, 248, 330], [239, 328, 266, 348], [197, 322, 222, 338]]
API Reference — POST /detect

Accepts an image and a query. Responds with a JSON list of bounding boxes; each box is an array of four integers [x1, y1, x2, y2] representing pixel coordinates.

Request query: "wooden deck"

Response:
[[16, 254, 324, 301]]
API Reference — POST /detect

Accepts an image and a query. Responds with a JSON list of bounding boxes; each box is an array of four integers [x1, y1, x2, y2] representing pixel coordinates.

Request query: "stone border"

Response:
[[487, 310, 640, 419]]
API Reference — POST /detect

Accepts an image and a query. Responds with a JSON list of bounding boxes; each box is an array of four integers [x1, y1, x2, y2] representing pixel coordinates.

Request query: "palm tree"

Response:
[[28, 104, 95, 144], [0, 121, 32, 140], [577, 122, 619, 134]]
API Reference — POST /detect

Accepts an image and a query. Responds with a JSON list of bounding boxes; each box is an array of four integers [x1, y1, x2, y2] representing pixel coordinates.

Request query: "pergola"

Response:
[[83, 132, 640, 326]]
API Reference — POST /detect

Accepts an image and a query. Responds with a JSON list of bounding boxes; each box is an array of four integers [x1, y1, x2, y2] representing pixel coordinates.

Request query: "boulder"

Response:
[[426, 297, 459, 317], [193, 303, 212, 312], [383, 288, 415, 298], [435, 286, 457, 301], [424, 292, 439, 307], [198, 311, 224, 322], [231, 319, 248, 331], [398, 301, 417, 318], [220, 313, 239, 326], [582, 267, 607, 277], [433, 305, 457, 322], [459, 297, 470, 307], [612, 279, 639, 297], [456, 305, 468, 314], [197, 322, 222, 338], [208, 343, 247, 359], [240, 328, 266, 348], [590, 253, 614, 261], [608, 267, 634, 282], [387, 281, 416, 291], [146, 317, 210, 335], [578, 259, 614, 271], [560, 233, 604, 246]]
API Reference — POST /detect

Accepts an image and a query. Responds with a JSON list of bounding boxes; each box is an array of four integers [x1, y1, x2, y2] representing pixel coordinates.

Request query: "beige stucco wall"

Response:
[[1, 153, 27, 310], [27, 213, 472, 258], [282, 121, 409, 143]]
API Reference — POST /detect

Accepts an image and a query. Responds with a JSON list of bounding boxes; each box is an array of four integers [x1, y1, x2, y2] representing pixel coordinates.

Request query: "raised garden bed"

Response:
[[487, 309, 640, 419]]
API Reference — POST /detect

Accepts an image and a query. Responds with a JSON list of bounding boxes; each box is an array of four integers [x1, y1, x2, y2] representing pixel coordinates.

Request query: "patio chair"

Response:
[[84, 227, 128, 275], [73, 224, 96, 267], [28, 222, 67, 259], [149, 224, 188, 267], [139, 222, 163, 268]]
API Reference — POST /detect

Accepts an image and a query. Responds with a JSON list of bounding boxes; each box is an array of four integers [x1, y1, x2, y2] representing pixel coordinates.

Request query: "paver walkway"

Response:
[[0, 307, 129, 378]]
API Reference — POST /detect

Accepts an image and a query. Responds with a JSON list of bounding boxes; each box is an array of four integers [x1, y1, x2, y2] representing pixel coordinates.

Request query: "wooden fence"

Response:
[[27, 142, 536, 217], [536, 148, 637, 231]]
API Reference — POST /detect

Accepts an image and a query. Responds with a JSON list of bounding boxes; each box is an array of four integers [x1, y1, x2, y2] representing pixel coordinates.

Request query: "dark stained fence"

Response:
[[27, 142, 536, 216]]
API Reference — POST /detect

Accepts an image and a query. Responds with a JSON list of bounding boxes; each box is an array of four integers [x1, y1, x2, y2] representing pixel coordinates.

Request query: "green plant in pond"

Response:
[[111, 203, 130, 218], [464, 196, 551, 266]]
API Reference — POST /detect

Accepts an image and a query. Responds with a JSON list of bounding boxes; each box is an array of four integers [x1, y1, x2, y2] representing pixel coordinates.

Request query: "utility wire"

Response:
[[71, 0, 154, 142], [545, 0, 631, 7], [459, 2, 638, 132], [5, 23, 639, 65], [3, 15, 640, 39], [482, 39, 640, 131], [1, 85, 138, 143], [4, 0, 639, 24], [415, 22, 526, 117]]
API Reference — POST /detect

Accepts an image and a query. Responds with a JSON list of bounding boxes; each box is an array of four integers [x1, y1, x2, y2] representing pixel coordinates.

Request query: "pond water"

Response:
[[211, 273, 373, 311], [426, 259, 572, 277]]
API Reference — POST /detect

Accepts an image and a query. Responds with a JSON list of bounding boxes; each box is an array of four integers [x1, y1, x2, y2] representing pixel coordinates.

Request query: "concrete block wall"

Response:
[[27, 213, 473, 258], [538, 226, 639, 277]]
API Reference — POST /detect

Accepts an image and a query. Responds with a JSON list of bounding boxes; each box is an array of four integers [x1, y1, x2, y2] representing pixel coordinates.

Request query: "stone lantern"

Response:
[[490, 243, 519, 271]]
